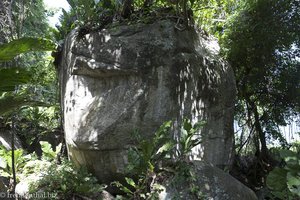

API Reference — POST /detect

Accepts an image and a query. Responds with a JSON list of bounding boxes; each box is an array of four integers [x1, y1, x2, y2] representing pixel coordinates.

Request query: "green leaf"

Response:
[[141, 140, 154, 161], [156, 141, 175, 154], [0, 38, 56, 61], [0, 68, 32, 92], [280, 149, 297, 159], [181, 128, 188, 140], [285, 162, 300, 172], [61, 184, 67, 191], [40, 141, 56, 159], [66, 0, 76, 9], [13, 149, 24, 163], [0, 94, 50, 115], [148, 161, 154, 172], [156, 121, 172, 136], [267, 167, 288, 191], [125, 177, 136, 187], [287, 172, 300, 196], [0, 95, 27, 114], [193, 121, 206, 131], [112, 181, 133, 195], [188, 139, 201, 149], [183, 118, 192, 132], [280, 149, 298, 165], [76, 183, 91, 194]]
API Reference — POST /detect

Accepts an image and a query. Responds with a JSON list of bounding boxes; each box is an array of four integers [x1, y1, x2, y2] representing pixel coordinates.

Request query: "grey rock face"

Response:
[[0, 176, 8, 194], [0, 131, 22, 150], [159, 161, 258, 200], [59, 20, 236, 182]]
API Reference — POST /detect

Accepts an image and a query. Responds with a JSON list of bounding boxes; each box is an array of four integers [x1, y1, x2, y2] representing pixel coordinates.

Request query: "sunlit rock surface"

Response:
[[59, 20, 236, 182], [0, 131, 22, 150]]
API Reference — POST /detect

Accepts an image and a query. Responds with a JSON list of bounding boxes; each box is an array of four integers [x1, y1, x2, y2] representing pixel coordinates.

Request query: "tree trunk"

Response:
[[248, 99, 268, 158], [121, 0, 134, 18], [11, 122, 16, 193]]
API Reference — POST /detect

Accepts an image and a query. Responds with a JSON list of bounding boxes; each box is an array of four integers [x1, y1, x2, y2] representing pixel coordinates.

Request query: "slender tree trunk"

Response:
[[11, 115, 16, 193], [247, 99, 268, 158]]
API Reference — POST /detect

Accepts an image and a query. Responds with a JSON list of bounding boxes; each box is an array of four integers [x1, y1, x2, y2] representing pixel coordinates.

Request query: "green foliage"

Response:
[[21, 141, 61, 176], [13, 106, 60, 147], [12, 0, 53, 39], [56, 0, 124, 40], [0, 141, 104, 199], [177, 119, 204, 159], [0, 1, 61, 194], [114, 118, 203, 199], [0, 68, 31, 92], [0, 146, 34, 181], [31, 159, 106, 199], [113, 121, 174, 199], [0, 146, 25, 178], [0, 38, 55, 61], [0, 94, 28, 115], [127, 119, 203, 176], [40, 141, 62, 160], [267, 148, 300, 199], [126, 121, 174, 175], [0, 39, 58, 116], [0, 0, 58, 118], [56, 0, 239, 40], [193, 0, 238, 34], [221, 0, 300, 152], [0, 37, 56, 100], [68, 0, 99, 25], [0, 141, 60, 181]]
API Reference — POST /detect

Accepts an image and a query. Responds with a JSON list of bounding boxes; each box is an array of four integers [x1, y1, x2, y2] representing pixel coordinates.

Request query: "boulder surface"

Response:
[[159, 161, 258, 200], [59, 19, 236, 182]]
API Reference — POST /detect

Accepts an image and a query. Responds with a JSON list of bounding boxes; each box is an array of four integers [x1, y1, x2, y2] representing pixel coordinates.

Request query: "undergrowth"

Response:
[[113, 118, 205, 199]]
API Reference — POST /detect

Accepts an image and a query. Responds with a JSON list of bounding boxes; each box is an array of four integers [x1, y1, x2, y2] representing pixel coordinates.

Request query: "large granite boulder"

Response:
[[58, 19, 236, 182]]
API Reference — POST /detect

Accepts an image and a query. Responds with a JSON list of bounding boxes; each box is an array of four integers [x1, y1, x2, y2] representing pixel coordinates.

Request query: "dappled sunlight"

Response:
[[0, 0, 298, 198], [174, 44, 233, 165], [59, 19, 236, 184]]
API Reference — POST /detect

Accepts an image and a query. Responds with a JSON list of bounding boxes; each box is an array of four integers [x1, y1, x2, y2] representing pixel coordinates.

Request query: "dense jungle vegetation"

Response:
[[0, 0, 299, 199]]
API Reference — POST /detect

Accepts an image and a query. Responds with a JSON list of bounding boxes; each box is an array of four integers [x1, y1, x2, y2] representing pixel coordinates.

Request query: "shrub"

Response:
[[113, 118, 204, 199], [30, 159, 106, 199], [267, 148, 300, 199]]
